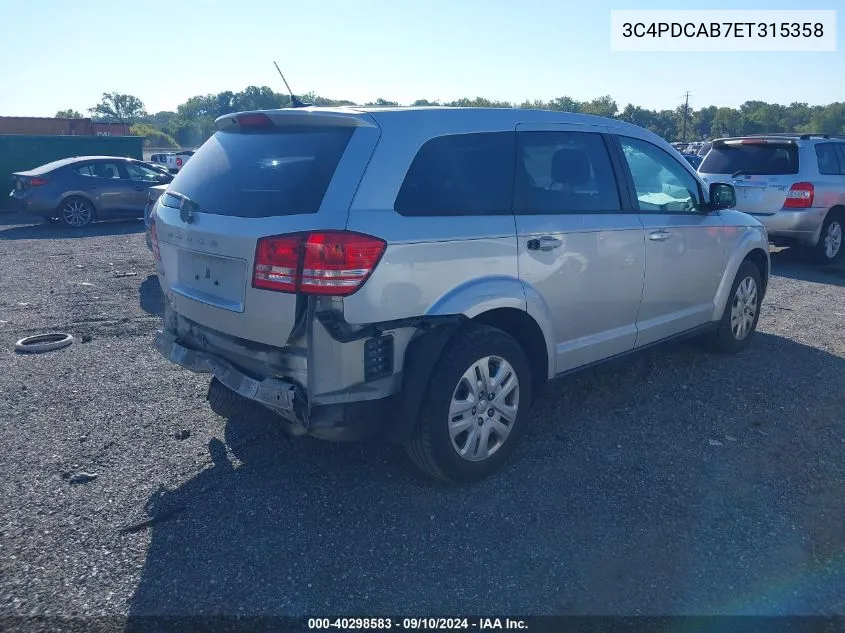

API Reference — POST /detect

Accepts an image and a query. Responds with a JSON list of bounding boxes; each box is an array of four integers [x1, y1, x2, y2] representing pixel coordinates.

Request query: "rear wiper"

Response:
[[731, 170, 749, 178]]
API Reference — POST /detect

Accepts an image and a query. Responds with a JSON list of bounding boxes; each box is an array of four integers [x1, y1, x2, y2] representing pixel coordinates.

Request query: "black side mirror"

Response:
[[708, 182, 736, 211]]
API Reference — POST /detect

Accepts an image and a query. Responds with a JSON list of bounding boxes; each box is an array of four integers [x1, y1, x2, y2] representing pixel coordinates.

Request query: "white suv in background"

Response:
[[699, 134, 845, 264]]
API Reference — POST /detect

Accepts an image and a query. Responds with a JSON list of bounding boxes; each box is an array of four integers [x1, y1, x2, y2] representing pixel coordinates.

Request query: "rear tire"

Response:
[[813, 210, 843, 265], [405, 324, 532, 483], [704, 260, 762, 354], [59, 196, 95, 228]]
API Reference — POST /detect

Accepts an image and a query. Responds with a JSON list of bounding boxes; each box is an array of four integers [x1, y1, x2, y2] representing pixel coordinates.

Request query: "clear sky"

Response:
[[0, 0, 842, 117]]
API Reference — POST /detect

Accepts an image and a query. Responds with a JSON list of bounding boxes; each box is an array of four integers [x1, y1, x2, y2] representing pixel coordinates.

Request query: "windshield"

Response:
[[700, 143, 799, 175], [167, 126, 354, 218]]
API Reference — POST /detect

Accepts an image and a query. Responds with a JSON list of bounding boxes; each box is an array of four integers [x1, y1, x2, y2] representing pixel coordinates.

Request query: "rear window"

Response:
[[167, 126, 354, 218], [699, 142, 799, 175], [394, 132, 515, 216]]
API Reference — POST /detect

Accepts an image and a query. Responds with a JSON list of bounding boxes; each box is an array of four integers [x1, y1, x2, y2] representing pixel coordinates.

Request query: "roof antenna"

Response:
[[274, 61, 311, 108]]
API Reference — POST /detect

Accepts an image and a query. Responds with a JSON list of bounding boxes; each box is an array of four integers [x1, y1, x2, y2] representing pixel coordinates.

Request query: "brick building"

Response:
[[0, 116, 131, 136]]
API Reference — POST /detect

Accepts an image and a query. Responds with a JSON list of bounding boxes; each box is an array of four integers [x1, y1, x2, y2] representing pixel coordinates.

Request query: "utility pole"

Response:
[[682, 91, 691, 142]]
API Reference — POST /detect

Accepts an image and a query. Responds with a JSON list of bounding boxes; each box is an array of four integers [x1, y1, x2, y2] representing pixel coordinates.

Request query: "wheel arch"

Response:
[[471, 307, 549, 398], [57, 193, 98, 217], [711, 227, 771, 322], [387, 306, 549, 443]]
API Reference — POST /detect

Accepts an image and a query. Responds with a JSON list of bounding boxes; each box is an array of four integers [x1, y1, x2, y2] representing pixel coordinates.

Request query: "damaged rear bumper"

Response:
[[154, 330, 307, 430], [153, 330, 393, 441]]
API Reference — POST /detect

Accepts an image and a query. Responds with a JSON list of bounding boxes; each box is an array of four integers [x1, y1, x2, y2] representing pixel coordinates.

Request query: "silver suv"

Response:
[[150, 107, 770, 482], [699, 134, 845, 264]]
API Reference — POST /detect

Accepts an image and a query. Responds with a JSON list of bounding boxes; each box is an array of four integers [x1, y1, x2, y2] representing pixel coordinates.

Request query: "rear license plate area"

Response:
[[173, 250, 247, 312]]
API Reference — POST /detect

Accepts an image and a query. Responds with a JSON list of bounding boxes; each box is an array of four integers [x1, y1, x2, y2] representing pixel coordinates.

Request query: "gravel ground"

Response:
[[1, 214, 844, 622]]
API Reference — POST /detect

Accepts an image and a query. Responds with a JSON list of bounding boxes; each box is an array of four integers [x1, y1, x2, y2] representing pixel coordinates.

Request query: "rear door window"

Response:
[[514, 131, 621, 214], [76, 163, 123, 179], [394, 132, 515, 216], [699, 142, 799, 175], [816, 143, 845, 175], [167, 127, 354, 218]]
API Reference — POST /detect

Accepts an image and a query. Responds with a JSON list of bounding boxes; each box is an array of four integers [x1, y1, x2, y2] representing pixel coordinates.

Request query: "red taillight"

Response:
[[149, 213, 161, 262], [237, 113, 274, 129], [783, 182, 814, 209], [253, 235, 302, 293], [301, 232, 387, 295], [253, 231, 386, 296], [176, 157, 183, 167], [29, 178, 48, 187]]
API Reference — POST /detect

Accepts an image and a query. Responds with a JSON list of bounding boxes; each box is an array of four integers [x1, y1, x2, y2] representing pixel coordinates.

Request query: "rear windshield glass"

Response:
[[167, 126, 354, 217], [700, 143, 799, 175]]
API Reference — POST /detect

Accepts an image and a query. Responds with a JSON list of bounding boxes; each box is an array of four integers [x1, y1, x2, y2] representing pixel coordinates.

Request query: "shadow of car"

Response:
[[123, 332, 845, 618]]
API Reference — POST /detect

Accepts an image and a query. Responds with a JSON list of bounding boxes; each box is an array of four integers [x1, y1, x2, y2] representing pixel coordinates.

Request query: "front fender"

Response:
[[711, 225, 770, 321]]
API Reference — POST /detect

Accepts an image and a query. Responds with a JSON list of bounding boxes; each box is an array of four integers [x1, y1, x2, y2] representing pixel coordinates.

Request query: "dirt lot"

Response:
[[1, 214, 844, 621]]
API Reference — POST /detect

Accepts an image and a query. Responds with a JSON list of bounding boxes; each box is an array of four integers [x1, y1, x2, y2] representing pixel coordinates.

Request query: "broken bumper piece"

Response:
[[153, 330, 306, 430]]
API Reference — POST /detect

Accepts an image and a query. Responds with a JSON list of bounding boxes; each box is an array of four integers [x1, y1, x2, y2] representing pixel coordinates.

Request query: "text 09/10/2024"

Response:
[[610, 10, 837, 52]]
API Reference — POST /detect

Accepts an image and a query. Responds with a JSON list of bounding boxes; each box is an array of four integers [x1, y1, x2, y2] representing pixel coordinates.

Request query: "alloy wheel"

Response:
[[62, 200, 93, 227]]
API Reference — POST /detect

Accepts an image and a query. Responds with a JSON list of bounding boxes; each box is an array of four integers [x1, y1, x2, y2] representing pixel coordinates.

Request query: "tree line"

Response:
[[59, 90, 845, 149]]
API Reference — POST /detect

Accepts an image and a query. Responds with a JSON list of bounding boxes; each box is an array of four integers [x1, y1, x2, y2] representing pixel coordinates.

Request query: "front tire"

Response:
[[813, 210, 843, 265], [405, 324, 532, 483], [59, 197, 95, 228], [705, 260, 762, 354]]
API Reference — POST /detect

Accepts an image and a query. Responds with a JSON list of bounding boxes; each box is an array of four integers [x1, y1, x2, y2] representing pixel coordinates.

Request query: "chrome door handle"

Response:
[[648, 230, 673, 242], [527, 236, 563, 251]]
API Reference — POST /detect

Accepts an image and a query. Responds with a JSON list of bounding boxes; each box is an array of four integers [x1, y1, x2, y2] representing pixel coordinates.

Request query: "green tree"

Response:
[[692, 106, 717, 140], [675, 102, 693, 141], [548, 96, 580, 112], [129, 123, 179, 148], [619, 104, 653, 128], [710, 107, 743, 138], [89, 92, 146, 124], [806, 102, 845, 134], [739, 101, 783, 134], [365, 98, 400, 106], [445, 97, 513, 108], [580, 96, 617, 118], [55, 109, 83, 118]]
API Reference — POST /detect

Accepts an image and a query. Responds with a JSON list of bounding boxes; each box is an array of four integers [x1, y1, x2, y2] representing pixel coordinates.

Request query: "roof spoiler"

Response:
[[214, 109, 377, 132]]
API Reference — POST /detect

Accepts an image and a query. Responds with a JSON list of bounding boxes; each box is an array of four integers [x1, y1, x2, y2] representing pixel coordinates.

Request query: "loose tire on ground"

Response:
[[405, 323, 533, 483], [704, 260, 762, 354]]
